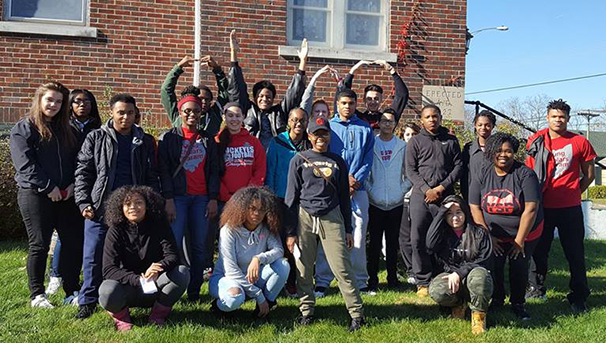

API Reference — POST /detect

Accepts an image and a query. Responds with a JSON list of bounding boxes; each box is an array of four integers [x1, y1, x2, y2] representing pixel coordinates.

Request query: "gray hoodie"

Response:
[[212, 224, 284, 304]]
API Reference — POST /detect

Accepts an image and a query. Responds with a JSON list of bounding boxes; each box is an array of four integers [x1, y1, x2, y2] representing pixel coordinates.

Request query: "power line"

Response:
[[466, 72, 606, 95]]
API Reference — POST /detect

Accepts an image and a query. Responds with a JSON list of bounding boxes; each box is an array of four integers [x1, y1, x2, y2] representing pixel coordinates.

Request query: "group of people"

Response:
[[9, 30, 596, 335]]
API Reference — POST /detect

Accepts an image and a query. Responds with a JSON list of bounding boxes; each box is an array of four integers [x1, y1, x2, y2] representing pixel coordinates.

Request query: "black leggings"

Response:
[[492, 238, 538, 305], [367, 204, 403, 287]]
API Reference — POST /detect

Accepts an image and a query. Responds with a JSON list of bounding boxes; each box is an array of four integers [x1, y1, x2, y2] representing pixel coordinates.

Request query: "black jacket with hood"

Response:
[[74, 120, 159, 216], [157, 127, 221, 200], [426, 195, 493, 279], [405, 126, 463, 196]]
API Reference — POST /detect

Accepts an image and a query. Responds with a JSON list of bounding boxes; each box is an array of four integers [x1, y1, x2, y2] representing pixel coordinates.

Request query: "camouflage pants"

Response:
[[429, 267, 493, 312]]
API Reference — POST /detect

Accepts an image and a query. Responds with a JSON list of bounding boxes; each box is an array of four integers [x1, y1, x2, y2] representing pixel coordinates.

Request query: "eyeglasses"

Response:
[[73, 99, 91, 106], [379, 119, 395, 125]]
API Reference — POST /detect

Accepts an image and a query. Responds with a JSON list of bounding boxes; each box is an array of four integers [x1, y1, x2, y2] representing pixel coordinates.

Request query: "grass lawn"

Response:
[[1, 240, 606, 343]]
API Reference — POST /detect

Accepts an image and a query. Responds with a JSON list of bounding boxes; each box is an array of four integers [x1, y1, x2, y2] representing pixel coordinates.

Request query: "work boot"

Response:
[[451, 302, 467, 319], [108, 307, 133, 331], [416, 285, 429, 298], [471, 310, 486, 334], [148, 301, 172, 326]]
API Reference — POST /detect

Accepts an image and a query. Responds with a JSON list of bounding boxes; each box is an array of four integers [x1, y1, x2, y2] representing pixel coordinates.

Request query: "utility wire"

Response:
[[466, 72, 606, 95]]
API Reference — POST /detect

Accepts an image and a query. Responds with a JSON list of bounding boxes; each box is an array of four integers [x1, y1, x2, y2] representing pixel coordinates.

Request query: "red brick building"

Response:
[[0, 0, 467, 127]]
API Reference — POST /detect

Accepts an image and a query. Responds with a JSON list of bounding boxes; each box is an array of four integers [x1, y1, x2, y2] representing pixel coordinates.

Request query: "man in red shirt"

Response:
[[525, 99, 596, 313]]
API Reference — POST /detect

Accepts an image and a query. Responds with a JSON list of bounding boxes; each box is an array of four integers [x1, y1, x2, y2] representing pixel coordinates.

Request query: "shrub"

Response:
[[588, 185, 606, 199], [0, 137, 25, 240]]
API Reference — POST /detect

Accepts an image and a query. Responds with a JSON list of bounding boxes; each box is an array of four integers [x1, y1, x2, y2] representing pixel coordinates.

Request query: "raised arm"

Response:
[[201, 55, 229, 107], [280, 39, 308, 114], [161, 56, 194, 127], [375, 60, 409, 123], [227, 30, 251, 111], [300, 65, 331, 114]]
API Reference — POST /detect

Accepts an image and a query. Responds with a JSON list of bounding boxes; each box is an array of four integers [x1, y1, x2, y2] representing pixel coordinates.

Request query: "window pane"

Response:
[[292, 9, 327, 43], [294, 0, 327, 8], [346, 14, 380, 46], [10, 0, 83, 22], [347, 0, 380, 13]]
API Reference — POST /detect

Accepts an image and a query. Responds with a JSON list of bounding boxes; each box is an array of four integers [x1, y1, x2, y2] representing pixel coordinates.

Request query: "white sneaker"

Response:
[[407, 276, 417, 285], [46, 276, 62, 295], [31, 294, 54, 308], [63, 291, 79, 306]]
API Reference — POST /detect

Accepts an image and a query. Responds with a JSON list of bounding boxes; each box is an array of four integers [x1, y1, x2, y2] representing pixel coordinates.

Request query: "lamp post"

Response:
[[466, 26, 509, 54], [193, 0, 201, 86], [578, 111, 601, 198]]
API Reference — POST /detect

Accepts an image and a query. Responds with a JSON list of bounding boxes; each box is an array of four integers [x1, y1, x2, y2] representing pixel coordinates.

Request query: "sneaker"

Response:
[[511, 303, 531, 320], [525, 286, 547, 301], [416, 286, 429, 298], [407, 276, 417, 285], [296, 315, 314, 326], [31, 294, 54, 308], [314, 286, 326, 298], [360, 287, 377, 296], [46, 276, 62, 295], [76, 303, 97, 319], [203, 267, 213, 281], [570, 301, 588, 314], [349, 317, 366, 332], [63, 291, 79, 306]]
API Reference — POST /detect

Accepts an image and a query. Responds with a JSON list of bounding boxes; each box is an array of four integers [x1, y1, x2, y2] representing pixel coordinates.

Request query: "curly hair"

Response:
[[483, 132, 520, 162], [473, 109, 496, 126], [181, 85, 201, 98], [104, 186, 168, 229], [220, 186, 281, 235], [253, 80, 276, 99], [547, 98, 571, 116]]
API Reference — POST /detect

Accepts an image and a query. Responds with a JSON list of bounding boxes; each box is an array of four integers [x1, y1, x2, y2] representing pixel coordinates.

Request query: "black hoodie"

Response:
[[405, 126, 463, 196]]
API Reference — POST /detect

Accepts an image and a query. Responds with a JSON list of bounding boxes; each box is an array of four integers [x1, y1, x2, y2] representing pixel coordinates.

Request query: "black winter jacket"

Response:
[[227, 62, 306, 145], [157, 127, 220, 200], [70, 116, 101, 146], [426, 205, 493, 279], [74, 121, 159, 215], [405, 126, 463, 196], [10, 117, 79, 194]]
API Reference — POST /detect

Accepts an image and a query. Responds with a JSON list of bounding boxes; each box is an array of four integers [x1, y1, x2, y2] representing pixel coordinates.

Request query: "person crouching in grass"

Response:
[[99, 186, 189, 331]]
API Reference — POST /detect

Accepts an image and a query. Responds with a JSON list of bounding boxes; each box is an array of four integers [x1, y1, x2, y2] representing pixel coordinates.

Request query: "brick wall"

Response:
[[0, 0, 466, 128]]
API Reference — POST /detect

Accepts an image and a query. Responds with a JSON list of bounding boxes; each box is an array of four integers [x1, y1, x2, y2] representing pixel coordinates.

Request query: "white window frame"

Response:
[[0, 0, 96, 38], [283, 0, 395, 61]]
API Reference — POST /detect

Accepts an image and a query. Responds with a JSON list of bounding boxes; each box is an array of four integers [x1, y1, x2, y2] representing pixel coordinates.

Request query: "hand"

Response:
[[443, 201, 456, 209], [311, 65, 331, 84], [349, 60, 372, 75], [424, 188, 441, 203], [165, 199, 177, 223], [328, 66, 341, 82], [510, 238, 525, 260], [297, 38, 308, 70], [178, 56, 195, 69], [200, 55, 220, 69], [442, 272, 460, 293], [257, 300, 270, 318], [246, 256, 260, 284], [346, 233, 354, 250], [64, 183, 75, 200], [286, 236, 297, 254], [229, 29, 239, 61], [206, 199, 218, 219], [47, 186, 62, 202], [82, 206, 95, 219], [374, 59, 395, 74], [144, 262, 164, 280], [348, 175, 361, 190], [491, 235, 504, 256]]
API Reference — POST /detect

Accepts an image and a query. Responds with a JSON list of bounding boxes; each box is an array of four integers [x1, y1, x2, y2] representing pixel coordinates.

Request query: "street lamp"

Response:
[[577, 110, 601, 198], [466, 25, 509, 54]]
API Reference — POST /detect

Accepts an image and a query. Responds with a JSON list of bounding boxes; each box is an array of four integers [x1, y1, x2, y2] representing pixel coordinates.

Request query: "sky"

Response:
[[466, 0, 606, 113]]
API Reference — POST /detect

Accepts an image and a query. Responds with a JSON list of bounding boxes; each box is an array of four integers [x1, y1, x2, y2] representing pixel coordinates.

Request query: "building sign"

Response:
[[422, 85, 465, 121]]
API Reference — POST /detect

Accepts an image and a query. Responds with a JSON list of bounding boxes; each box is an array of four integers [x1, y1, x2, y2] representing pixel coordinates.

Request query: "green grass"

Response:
[[1, 240, 606, 343]]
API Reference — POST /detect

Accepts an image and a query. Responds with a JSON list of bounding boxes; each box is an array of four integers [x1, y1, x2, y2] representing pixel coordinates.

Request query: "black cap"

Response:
[[307, 116, 331, 134]]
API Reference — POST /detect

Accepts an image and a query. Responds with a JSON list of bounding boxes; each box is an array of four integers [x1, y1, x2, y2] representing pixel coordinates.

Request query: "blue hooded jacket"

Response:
[[265, 131, 311, 198], [329, 114, 374, 191]]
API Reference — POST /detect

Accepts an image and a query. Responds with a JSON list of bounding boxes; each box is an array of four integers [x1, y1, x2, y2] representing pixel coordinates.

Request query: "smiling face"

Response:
[[122, 192, 147, 224], [244, 199, 267, 231], [111, 101, 137, 134], [419, 108, 441, 133], [364, 90, 383, 113], [312, 102, 330, 118], [547, 109, 569, 134], [224, 105, 244, 134], [288, 109, 308, 136], [40, 90, 64, 121], [179, 101, 202, 128], [493, 141, 515, 171], [445, 203, 465, 230], [256, 88, 274, 111], [71, 93, 92, 121], [475, 115, 494, 140], [309, 129, 330, 152]]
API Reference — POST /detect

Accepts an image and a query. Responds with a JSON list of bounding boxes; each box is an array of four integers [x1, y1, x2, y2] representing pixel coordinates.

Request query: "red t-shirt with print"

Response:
[[181, 127, 207, 195], [542, 131, 596, 208]]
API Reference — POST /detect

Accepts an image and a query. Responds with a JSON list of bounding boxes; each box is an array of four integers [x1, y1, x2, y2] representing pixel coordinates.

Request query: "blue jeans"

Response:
[[208, 258, 290, 312], [50, 235, 61, 278], [171, 195, 210, 297], [78, 218, 108, 306]]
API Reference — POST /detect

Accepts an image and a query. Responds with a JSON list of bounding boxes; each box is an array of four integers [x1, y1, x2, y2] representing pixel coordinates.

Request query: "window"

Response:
[[4, 0, 87, 25], [1, 0, 96, 37], [287, 0, 388, 51]]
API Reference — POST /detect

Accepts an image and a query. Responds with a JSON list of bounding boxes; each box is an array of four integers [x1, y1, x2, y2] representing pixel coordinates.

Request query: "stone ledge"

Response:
[[0, 22, 97, 38], [279, 45, 397, 63]]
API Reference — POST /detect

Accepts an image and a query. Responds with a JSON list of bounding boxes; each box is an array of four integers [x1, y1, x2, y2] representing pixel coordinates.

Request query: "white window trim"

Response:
[[0, 0, 97, 38], [284, 0, 394, 61]]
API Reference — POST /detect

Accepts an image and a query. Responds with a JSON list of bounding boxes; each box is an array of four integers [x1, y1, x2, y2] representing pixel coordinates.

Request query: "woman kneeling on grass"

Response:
[[100, 186, 189, 331], [426, 195, 493, 334], [209, 186, 289, 318]]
